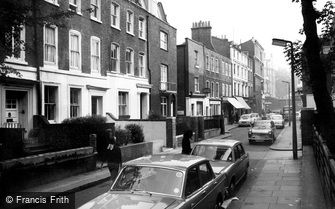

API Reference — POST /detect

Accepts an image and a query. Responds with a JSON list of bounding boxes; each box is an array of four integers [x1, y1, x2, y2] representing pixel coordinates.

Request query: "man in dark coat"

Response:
[[182, 130, 193, 155], [105, 129, 122, 181]]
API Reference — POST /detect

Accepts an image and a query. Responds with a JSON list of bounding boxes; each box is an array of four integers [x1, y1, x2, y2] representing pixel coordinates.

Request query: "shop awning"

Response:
[[227, 98, 244, 109], [236, 97, 251, 109]]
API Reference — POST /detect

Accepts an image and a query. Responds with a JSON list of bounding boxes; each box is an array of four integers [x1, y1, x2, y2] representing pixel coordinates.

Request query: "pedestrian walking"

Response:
[[104, 129, 122, 181], [182, 130, 193, 155]]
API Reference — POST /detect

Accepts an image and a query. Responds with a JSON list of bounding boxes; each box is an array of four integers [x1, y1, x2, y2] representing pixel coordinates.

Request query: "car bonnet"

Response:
[[78, 192, 180, 209]]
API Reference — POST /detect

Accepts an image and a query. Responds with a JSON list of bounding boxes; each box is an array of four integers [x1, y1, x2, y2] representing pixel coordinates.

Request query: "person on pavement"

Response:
[[182, 130, 193, 155], [105, 129, 122, 181]]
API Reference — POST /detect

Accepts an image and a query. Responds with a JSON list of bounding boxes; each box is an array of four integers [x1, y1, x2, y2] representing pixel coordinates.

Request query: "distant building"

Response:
[[241, 38, 265, 114], [177, 21, 233, 121]]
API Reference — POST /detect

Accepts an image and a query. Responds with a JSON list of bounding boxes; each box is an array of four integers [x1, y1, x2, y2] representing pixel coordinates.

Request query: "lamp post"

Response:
[[272, 38, 298, 160], [282, 81, 291, 127]]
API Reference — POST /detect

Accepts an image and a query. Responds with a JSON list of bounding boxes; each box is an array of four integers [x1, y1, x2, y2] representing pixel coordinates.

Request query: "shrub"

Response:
[[62, 115, 107, 124], [115, 126, 131, 146], [125, 124, 144, 143]]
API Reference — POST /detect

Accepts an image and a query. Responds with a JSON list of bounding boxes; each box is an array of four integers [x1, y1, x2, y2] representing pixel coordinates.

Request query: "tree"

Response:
[[291, 0, 335, 152]]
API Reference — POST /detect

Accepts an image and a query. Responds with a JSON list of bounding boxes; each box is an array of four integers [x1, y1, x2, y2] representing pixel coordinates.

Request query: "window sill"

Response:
[[126, 32, 135, 37], [68, 8, 82, 16], [139, 37, 146, 41], [90, 18, 102, 24], [44, 1, 60, 7], [5, 58, 28, 66], [43, 62, 58, 69], [111, 25, 121, 31]]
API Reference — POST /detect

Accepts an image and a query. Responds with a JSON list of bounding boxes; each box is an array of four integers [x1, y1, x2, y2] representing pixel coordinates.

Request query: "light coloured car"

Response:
[[250, 113, 260, 122], [238, 114, 253, 126], [79, 154, 227, 209], [248, 120, 276, 144], [296, 111, 301, 120], [191, 139, 249, 196], [270, 114, 285, 129]]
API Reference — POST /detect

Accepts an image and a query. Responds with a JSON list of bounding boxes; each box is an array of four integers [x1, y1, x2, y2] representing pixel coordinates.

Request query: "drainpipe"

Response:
[[33, 0, 42, 116], [146, 15, 151, 115]]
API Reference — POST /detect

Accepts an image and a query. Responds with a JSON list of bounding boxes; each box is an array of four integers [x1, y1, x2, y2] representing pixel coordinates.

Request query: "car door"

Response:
[[233, 146, 243, 181], [237, 144, 248, 176], [184, 162, 217, 209]]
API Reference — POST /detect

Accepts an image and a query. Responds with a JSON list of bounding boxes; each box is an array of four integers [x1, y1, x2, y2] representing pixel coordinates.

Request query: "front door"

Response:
[[5, 98, 18, 123]]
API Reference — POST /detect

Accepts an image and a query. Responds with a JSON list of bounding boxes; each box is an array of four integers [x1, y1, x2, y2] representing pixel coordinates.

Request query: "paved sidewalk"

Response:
[[270, 121, 302, 151], [227, 122, 326, 209]]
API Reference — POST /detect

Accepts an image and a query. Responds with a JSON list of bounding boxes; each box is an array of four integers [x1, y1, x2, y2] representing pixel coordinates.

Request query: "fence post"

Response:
[[166, 117, 176, 148], [301, 107, 315, 146], [89, 134, 97, 152]]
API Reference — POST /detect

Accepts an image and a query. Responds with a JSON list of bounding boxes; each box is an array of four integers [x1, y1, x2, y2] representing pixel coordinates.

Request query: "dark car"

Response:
[[191, 139, 249, 196], [79, 154, 227, 209], [248, 120, 276, 144]]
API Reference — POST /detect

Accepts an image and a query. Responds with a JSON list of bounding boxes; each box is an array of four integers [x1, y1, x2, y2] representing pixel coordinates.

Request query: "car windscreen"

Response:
[[241, 115, 250, 119], [271, 115, 282, 120], [191, 145, 232, 162], [253, 121, 271, 129], [112, 165, 184, 197]]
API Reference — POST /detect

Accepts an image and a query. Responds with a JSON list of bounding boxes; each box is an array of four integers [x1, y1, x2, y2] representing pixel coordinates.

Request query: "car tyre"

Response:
[[228, 180, 235, 197], [214, 197, 223, 209]]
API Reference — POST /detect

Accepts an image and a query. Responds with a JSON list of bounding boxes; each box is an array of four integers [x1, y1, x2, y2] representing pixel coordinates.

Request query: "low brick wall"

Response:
[[121, 142, 153, 162], [0, 147, 96, 193]]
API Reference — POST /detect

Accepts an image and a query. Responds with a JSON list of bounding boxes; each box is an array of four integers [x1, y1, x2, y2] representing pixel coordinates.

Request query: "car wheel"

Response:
[[228, 180, 235, 197], [214, 197, 223, 209]]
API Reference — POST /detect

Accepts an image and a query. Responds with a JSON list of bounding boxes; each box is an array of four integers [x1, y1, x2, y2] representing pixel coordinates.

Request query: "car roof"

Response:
[[125, 154, 207, 171], [194, 138, 240, 147]]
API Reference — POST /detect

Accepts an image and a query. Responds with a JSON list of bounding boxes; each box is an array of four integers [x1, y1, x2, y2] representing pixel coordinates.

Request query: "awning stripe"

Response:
[[236, 97, 251, 109], [227, 98, 245, 109]]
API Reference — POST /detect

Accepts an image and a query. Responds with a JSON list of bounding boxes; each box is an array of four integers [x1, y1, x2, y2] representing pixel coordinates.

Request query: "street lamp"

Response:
[[282, 80, 291, 127], [272, 38, 298, 160]]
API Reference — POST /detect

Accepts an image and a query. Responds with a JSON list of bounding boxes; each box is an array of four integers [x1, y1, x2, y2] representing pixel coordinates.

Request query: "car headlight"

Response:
[[268, 131, 272, 135]]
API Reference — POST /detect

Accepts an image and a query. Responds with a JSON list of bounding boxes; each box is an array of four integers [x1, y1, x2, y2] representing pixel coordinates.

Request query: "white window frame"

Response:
[[90, 0, 101, 22], [6, 26, 26, 64], [138, 16, 146, 40], [69, 0, 81, 14], [44, 85, 59, 123], [194, 77, 199, 92], [70, 87, 81, 118], [118, 91, 129, 116], [110, 42, 120, 72], [126, 10, 134, 35], [160, 64, 168, 90], [138, 52, 146, 77], [222, 84, 226, 97], [44, 24, 58, 66], [216, 82, 219, 97], [111, 2, 120, 29], [69, 30, 81, 70], [125, 48, 134, 75], [160, 31, 168, 50], [90, 36, 101, 73], [161, 97, 167, 117], [206, 55, 209, 70]]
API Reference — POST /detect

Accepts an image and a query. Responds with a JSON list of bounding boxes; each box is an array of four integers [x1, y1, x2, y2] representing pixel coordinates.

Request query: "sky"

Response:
[[158, 0, 328, 70]]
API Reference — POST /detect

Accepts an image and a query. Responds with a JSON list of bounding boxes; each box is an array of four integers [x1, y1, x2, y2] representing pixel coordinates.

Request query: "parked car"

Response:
[[238, 114, 253, 126], [270, 114, 285, 129], [191, 139, 249, 196], [296, 111, 301, 120], [248, 120, 276, 144], [79, 154, 227, 209], [250, 113, 260, 122]]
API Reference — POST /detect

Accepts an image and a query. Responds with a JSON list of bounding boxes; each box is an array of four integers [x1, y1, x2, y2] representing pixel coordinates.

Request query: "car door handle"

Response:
[[214, 181, 218, 185]]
